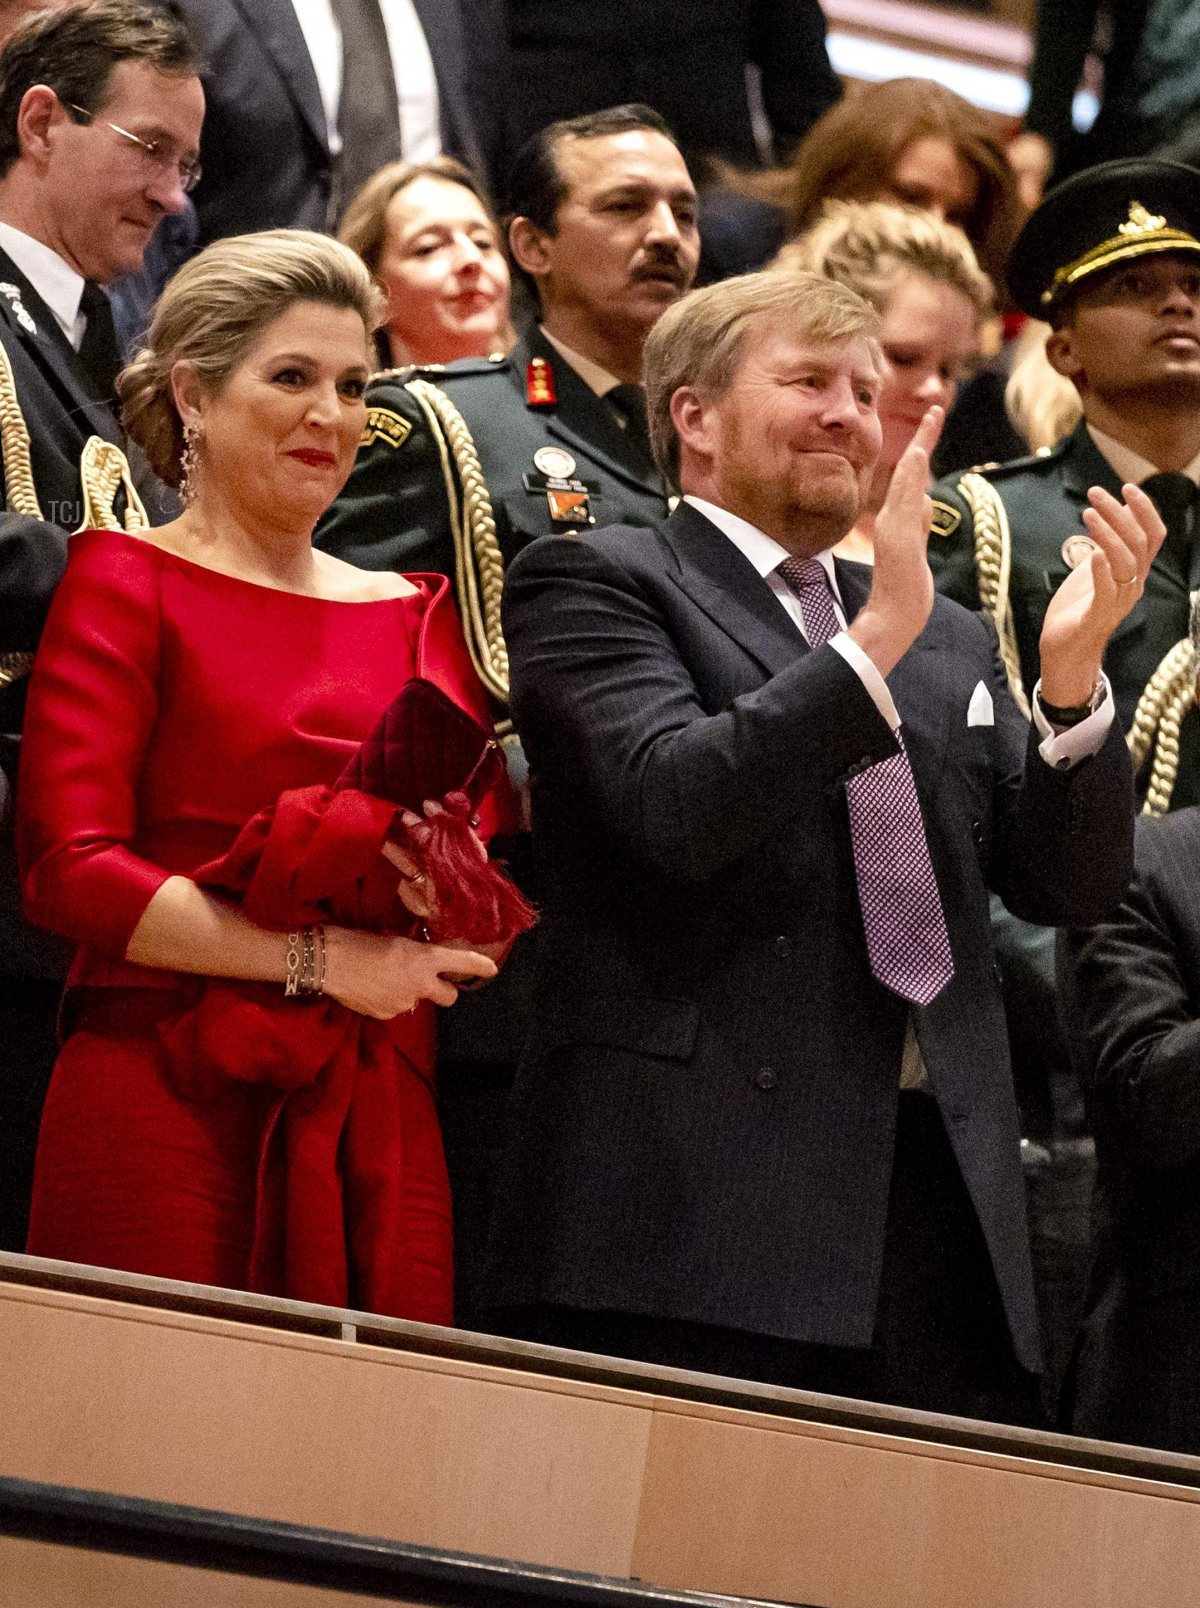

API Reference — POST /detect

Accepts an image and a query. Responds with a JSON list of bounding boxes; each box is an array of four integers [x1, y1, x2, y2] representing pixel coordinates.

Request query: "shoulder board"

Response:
[[360, 405, 412, 450], [967, 438, 1070, 479], [422, 354, 511, 382], [930, 499, 962, 538]]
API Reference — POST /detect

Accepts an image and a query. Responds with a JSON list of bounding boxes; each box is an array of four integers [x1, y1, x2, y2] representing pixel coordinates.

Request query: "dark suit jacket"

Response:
[[505, 0, 840, 168], [485, 503, 1135, 1371], [159, 0, 499, 247], [1068, 809, 1200, 1293], [1064, 809, 1200, 1445], [0, 246, 173, 977]]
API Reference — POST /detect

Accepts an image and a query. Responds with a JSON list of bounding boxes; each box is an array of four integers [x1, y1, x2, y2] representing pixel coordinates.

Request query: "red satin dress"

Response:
[[19, 529, 495, 1323]]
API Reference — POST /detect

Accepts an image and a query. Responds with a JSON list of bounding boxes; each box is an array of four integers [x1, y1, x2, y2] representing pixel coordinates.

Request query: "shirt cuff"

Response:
[[1033, 674, 1115, 770], [830, 631, 901, 734]]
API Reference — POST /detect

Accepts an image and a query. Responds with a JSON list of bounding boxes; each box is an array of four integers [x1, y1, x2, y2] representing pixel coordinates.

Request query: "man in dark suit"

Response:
[[484, 268, 1154, 1421], [156, 0, 502, 247], [318, 104, 699, 1324], [0, 0, 199, 1249], [503, 0, 840, 172], [1066, 789, 1200, 1454]]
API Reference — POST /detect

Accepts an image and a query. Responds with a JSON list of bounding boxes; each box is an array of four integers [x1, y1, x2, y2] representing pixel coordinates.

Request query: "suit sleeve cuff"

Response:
[[830, 631, 901, 734], [1033, 673, 1115, 770]]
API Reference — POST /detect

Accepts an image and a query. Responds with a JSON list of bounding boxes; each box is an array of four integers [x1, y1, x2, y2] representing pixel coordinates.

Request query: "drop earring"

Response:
[[180, 419, 201, 506]]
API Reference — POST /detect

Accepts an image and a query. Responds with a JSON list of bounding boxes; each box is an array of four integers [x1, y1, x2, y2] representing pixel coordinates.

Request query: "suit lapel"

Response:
[[522, 329, 668, 499], [231, 0, 329, 152], [0, 249, 121, 443], [663, 503, 808, 679]]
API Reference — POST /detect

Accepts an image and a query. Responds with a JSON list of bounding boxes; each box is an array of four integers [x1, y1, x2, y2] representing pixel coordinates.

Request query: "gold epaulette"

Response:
[[76, 436, 149, 533], [0, 343, 149, 688], [404, 377, 509, 703], [957, 472, 1029, 717]]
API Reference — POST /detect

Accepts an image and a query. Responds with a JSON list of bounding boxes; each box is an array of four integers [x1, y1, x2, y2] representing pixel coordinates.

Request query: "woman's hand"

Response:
[[384, 803, 490, 925], [323, 925, 497, 1019]]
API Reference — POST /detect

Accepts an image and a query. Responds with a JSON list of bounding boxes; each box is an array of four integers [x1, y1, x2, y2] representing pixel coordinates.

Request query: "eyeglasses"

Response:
[[67, 102, 202, 194]]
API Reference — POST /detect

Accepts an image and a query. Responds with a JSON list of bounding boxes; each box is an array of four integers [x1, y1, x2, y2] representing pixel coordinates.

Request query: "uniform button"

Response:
[[754, 1067, 778, 1091], [971, 818, 984, 847], [774, 936, 792, 959]]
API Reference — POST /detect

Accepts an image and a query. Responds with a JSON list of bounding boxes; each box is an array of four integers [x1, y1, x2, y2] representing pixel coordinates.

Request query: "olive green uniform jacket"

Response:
[[929, 421, 1200, 811], [316, 327, 672, 704]]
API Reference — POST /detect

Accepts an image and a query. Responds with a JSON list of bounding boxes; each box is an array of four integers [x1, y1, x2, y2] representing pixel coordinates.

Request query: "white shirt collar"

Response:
[[1087, 423, 1200, 487], [539, 325, 623, 399], [683, 494, 844, 600], [0, 220, 85, 346]]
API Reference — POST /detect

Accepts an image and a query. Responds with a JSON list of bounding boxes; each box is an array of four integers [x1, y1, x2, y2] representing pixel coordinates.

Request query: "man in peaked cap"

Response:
[[931, 158, 1200, 807], [929, 157, 1200, 1410], [316, 104, 699, 1326]]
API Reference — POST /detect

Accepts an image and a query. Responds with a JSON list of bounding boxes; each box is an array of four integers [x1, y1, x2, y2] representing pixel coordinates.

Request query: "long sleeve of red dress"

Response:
[[19, 531, 173, 955]]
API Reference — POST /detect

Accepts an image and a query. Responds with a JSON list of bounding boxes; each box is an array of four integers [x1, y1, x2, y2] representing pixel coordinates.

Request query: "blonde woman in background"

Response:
[[339, 157, 514, 369], [778, 201, 993, 563], [1005, 319, 1084, 454]]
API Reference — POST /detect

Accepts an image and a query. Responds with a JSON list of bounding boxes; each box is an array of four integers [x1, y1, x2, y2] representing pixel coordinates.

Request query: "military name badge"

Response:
[[360, 407, 411, 449], [0, 283, 36, 335]]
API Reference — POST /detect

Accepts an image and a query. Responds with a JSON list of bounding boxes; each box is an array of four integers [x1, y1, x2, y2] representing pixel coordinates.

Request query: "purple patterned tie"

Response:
[[779, 557, 955, 1006]]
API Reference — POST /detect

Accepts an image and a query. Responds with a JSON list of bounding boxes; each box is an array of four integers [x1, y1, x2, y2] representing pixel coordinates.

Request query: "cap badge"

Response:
[[1120, 201, 1168, 239]]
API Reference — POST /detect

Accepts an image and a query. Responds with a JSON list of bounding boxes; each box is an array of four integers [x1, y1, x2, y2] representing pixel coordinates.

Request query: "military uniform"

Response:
[[930, 157, 1200, 1409], [317, 325, 672, 1327], [317, 325, 672, 705], [930, 422, 1200, 809], [0, 245, 175, 1251]]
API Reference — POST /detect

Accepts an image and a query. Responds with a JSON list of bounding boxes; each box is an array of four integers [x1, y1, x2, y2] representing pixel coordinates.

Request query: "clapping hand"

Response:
[[1038, 484, 1166, 708], [849, 405, 944, 678]]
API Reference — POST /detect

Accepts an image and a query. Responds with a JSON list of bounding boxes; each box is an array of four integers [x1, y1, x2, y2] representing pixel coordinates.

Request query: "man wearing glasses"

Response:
[[0, 0, 202, 1255]]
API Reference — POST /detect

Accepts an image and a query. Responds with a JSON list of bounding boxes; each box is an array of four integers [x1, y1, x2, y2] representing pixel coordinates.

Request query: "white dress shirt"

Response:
[[0, 221, 85, 348], [290, 0, 441, 161], [1088, 424, 1200, 488], [539, 327, 622, 400]]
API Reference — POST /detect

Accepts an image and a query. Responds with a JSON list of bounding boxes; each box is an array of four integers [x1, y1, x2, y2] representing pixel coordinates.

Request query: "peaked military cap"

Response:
[[1007, 158, 1200, 316]]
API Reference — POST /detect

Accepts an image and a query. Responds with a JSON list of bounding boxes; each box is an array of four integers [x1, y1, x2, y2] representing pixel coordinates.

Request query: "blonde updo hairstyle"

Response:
[[119, 228, 384, 488], [776, 200, 994, 325]]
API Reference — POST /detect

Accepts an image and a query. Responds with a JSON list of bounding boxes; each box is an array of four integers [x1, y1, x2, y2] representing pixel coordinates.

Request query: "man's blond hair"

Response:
[[645, 268, 882, 486]]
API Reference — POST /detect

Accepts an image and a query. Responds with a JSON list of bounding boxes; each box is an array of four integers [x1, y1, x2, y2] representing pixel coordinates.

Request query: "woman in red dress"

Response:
[[18, 229, 513, 1323]]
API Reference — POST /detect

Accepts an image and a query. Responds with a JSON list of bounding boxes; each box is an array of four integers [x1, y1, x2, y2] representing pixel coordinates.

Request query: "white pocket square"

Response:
[[967, 681, 994, 727]]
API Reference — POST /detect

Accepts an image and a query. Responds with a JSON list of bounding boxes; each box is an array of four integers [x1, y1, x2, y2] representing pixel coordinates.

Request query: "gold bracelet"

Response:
[[285, 926, 327, 997]]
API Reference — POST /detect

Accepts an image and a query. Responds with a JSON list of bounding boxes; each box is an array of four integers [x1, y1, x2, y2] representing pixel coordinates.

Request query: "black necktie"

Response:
[[78, 281, 122, 406], [608, 382, 656, 472], [1140, 471, 1196, 582], [329, 0, 401, 221]]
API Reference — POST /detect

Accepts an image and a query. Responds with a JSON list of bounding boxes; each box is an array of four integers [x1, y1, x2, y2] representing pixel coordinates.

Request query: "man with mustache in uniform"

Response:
[[318, 103, 700, 1325]]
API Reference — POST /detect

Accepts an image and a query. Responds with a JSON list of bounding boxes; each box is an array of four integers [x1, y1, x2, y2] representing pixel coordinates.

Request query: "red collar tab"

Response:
[[526, 356, 557, 408]]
